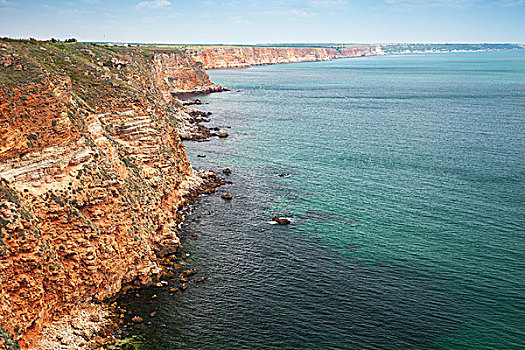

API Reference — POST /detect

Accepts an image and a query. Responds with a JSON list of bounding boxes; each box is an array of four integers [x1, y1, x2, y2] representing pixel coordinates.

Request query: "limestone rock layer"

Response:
[[0, 40, 218, 348], [182, 45, 382, 69]]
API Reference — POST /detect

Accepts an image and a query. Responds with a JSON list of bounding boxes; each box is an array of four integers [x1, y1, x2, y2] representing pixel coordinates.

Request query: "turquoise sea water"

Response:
[[118, 51, 525, 349]]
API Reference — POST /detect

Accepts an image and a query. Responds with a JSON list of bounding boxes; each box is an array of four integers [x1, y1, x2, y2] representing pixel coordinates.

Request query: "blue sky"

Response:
[[0, 0, 524, 44]]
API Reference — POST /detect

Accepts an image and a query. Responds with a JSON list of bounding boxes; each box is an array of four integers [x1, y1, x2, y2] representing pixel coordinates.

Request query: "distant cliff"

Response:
[[0, 39, 223, 348], [181, 45, 381, 69]]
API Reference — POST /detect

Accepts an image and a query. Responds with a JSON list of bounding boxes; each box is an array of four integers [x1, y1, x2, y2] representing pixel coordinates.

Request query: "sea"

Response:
[[117, 50, 525, 349]]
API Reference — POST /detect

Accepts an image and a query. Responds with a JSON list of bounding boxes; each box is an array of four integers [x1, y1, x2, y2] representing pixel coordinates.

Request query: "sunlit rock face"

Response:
[[182, 45, 380, 69], [0, 40, 217, 348]]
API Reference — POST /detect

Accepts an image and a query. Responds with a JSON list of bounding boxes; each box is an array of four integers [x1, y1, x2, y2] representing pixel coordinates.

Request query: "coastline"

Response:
[[26, 106, 229, 350], [0, 39, 231, 349], [1, 40, 523, 349], [101, 50, 525, 349]]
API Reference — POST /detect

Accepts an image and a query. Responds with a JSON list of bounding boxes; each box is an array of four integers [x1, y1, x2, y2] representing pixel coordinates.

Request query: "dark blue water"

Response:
[[117, 51, 525, 349]]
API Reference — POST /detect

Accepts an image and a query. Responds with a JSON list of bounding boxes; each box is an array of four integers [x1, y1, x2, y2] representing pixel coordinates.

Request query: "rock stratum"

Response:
[[0, 39, 225, 349], [181, 45, 382, 69]]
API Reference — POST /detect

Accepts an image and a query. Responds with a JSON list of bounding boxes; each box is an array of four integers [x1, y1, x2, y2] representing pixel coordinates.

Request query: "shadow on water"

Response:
[[116, 166, 467, 350]]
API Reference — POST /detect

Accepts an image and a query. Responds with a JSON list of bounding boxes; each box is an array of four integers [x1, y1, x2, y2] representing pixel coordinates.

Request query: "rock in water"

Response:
[[221, 193, 234, 200], [223, 168, 232, 174], [218, 130, 229, 138], [272, 216, 291, 225], [131, 316, 143, 323]]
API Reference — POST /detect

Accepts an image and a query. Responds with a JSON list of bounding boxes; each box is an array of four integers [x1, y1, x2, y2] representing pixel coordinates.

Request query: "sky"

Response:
[[0, 0, 524, 44]]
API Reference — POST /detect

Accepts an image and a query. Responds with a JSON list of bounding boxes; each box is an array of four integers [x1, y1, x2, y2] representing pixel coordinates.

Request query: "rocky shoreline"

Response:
[[28, 172, 228, 350], [0, 39, 231, 349], [178, 107, 230, 141], [181, 45, 382, 70], [25, 100, 230, 350], [0, 38, 360, 350]]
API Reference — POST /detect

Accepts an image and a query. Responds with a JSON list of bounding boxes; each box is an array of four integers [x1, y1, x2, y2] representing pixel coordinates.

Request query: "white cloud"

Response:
[[136, 0, 171, 9], [229, 15, 251, 24], [499, 0, 525, 6], [290, 9, 318, 17], [387, 0, 525, 7], [386, 0, 475, 5], [311, 0, 348, 7]]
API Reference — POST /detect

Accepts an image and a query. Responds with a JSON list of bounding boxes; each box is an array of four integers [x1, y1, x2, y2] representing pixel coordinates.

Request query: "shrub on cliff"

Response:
[[0, 327, 20, 350]]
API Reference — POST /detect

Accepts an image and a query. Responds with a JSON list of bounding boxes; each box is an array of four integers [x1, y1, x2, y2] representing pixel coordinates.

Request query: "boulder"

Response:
[[131, 316, 143, 323], [221, 193, 233, 200], [272, 216, 291, 225], [218, 130, 229, 138]]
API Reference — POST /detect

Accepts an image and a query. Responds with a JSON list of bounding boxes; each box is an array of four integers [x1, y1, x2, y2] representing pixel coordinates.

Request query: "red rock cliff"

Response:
[[0, 40, 217, 348], [151, 51, 224, 100], [182, 45, 381, 69]]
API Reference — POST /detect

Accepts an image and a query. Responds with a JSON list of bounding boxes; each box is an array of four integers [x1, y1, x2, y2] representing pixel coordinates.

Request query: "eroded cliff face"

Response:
[[0, 40, 220, 348], [182, 45, 381, 69], [151, 51, 224, 101]]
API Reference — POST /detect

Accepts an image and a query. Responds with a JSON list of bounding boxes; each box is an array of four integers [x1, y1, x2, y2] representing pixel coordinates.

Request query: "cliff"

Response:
[[181, 45, 381, 69], [0, 39, 222, 349], [1, 41, 379, 349]]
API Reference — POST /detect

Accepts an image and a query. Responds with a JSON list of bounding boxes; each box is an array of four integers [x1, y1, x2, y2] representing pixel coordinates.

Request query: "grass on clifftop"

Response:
[[0, 38, 200, 112]]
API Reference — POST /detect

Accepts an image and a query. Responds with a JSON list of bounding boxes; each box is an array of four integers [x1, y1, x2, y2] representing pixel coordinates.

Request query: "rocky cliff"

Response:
[[1, 41, 379, 349], [0, 39, 223, 349], [182, 45, 381, 69]]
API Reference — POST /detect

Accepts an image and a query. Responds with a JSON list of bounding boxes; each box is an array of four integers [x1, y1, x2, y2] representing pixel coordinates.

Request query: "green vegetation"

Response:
[[0, 327, 20, 350], [0, 38, 168, 112], [0, 179, 19, 205]]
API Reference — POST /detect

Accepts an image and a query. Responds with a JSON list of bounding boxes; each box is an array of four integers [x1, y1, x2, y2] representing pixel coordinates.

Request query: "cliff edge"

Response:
[[181, 45, 381, 69], [0, 39, 221, 349]]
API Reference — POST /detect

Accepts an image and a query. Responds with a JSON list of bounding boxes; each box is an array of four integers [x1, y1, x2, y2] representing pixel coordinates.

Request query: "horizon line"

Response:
[[2, 37, 523, 46]]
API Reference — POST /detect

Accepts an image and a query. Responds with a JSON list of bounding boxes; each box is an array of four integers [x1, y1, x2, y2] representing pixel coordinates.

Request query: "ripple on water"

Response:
[[117, 51, 525, 350]]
